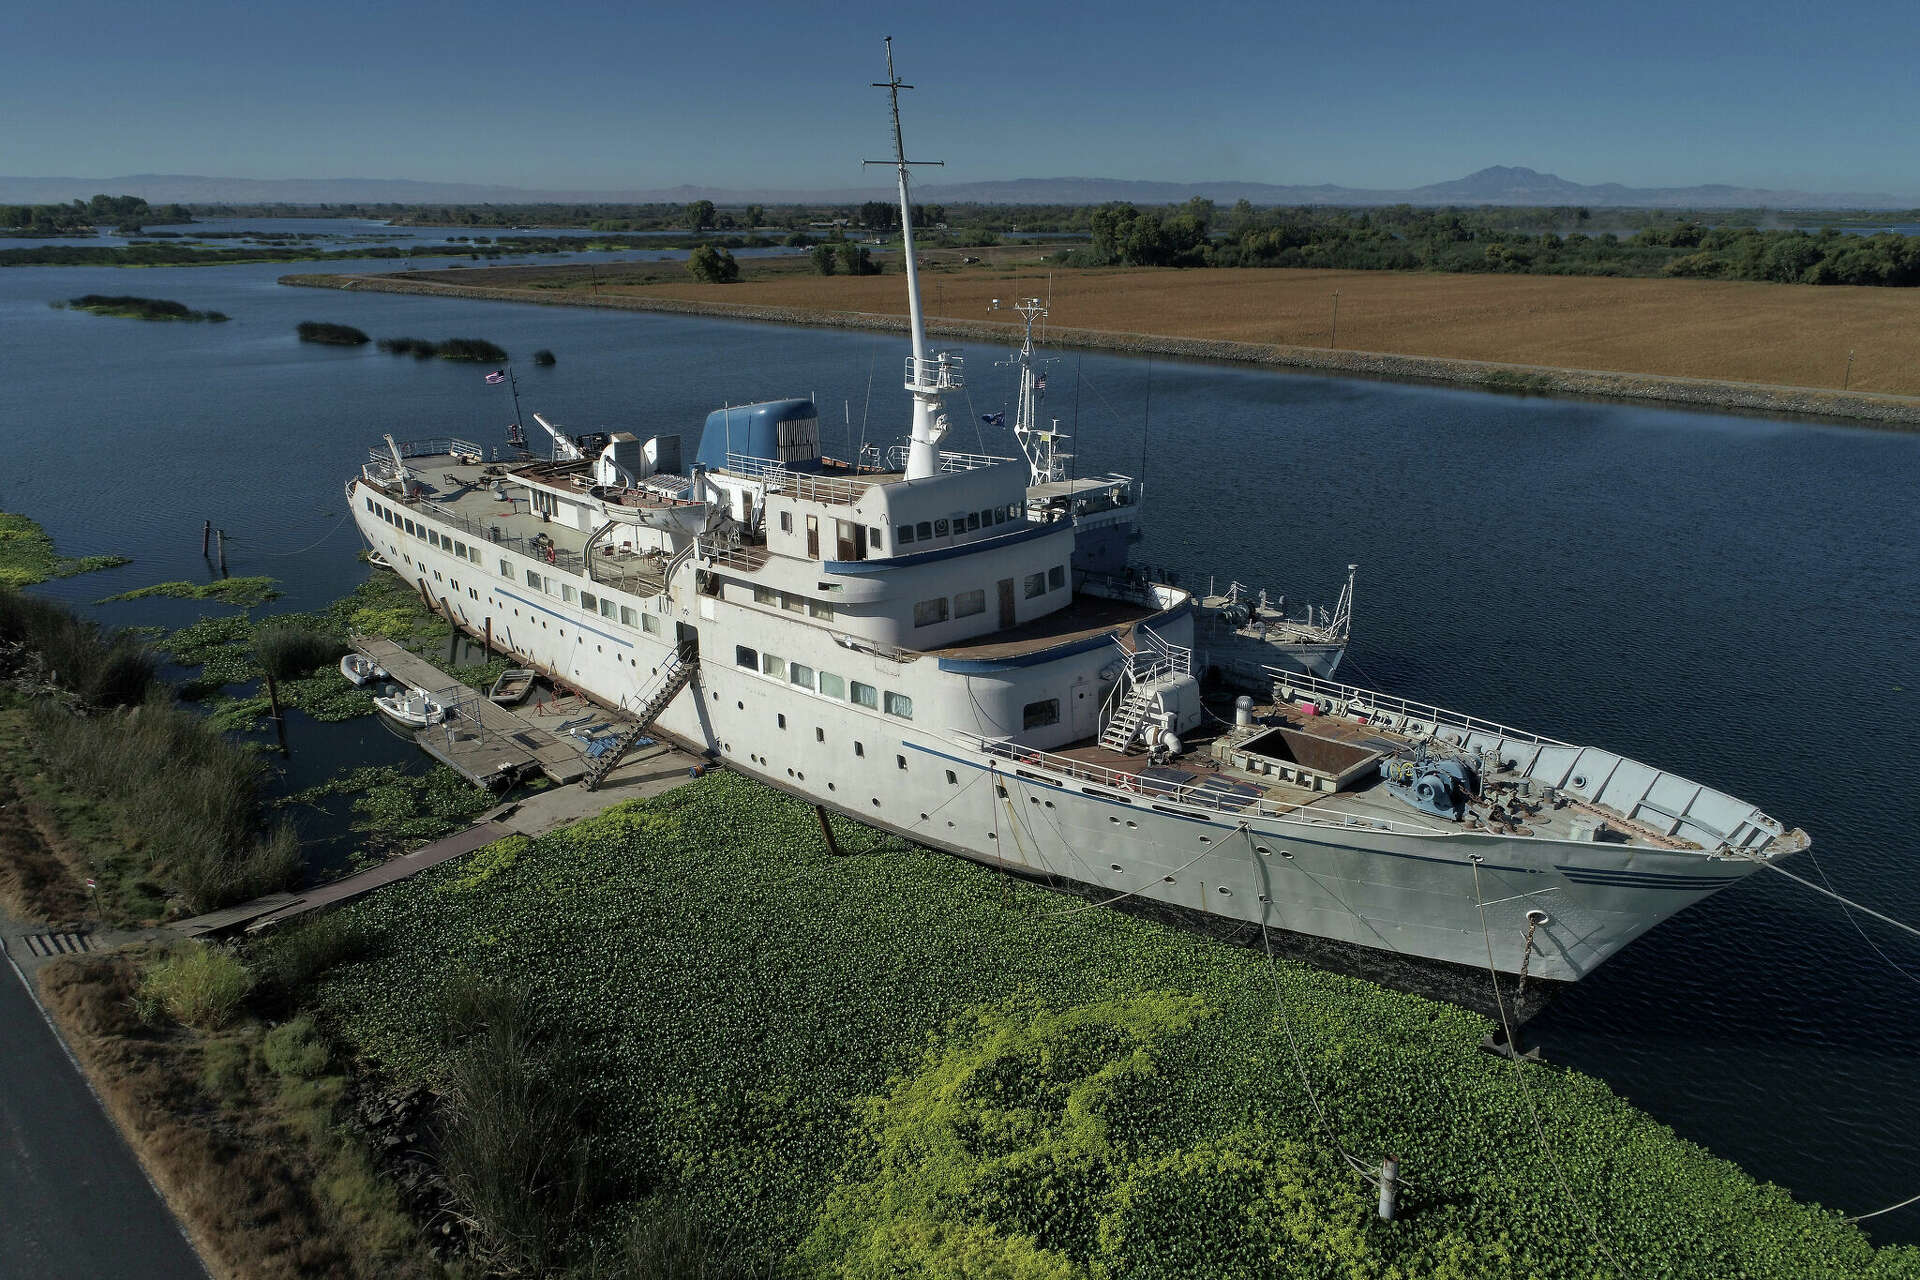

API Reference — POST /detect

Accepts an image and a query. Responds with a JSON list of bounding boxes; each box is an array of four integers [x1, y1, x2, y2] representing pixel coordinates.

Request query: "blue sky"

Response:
[[7, 0, 1917, 195]]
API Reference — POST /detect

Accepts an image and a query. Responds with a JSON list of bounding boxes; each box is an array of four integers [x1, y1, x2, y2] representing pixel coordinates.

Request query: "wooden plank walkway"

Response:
[[353, 634, 598, 785]]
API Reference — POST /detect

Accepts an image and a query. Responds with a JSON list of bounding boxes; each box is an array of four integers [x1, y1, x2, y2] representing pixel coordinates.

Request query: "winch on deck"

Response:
[[1380, 749, 1480, 820]]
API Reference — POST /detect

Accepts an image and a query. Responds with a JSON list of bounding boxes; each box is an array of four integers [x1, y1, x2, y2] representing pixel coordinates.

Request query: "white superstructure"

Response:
[[341, 45, 1806, 984]]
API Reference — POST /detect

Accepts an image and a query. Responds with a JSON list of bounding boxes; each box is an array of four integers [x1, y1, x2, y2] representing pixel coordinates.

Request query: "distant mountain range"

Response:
[[0, 166, 1911, 210]]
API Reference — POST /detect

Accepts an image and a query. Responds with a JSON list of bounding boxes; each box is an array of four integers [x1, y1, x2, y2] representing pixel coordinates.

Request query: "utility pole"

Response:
[[1329, 291, 1342, 350]]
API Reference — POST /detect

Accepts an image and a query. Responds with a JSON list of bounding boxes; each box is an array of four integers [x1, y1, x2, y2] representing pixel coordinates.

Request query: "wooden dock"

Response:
[[352, 634, 613, 785]]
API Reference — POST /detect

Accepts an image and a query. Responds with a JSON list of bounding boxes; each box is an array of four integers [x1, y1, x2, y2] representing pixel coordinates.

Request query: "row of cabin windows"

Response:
[[511, 565, 661, 632], [896, 503, 1022, 548], [913, 565, 1066, 628], [366, 497, 482, 565], [734, 645, 912, 719], [750, 584, 835, 620]]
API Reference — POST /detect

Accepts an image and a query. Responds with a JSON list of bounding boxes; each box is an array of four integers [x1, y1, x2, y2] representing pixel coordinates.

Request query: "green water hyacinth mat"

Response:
[[310, 772, 1920, 1279]]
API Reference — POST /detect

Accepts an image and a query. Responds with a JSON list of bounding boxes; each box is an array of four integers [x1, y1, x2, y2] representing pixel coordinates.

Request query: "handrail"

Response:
[[905, 352, 965, 391], [949, 731, 1446, 836], [883, 444, 1016, 473], [723, 452, 876, 505], [1264, 666, 1569, 747], [368, 436, 482, 464]]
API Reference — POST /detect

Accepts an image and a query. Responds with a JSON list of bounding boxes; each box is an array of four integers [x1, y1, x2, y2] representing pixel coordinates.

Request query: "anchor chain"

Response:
[[1518, 909, 1549, 994]]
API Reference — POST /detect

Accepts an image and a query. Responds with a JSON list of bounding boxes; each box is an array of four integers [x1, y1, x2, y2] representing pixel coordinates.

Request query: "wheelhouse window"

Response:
[[761, 653, 786, 680], [965, 512, 979, 531], [869, 526, 883, 550], [581, 591, 598, 612], [621, 606, 639, 626], [897, 525, 916, 545], [883, 691, 913, 720], [1024, 572, 1046, 599], [818, 671, 846, 699], [789, 662, 815, 691], [782, 592, 806, 614], [850, 680, 878, 709], [561, 585, 576, 604], [754, 585, 779, 606], [735, 645, 758, 669], [1024, 698, 1061, 729], [640, 612, 660, 634], [526, 569, 543, 589], [808, 599, 834, 621], [913, 597, 950, 627], [779, 511, 793, 533], [916, 521, 932, 541], [1049, 565, 1066, 591], [500, 559, 512, 578], [953, 588, 985, 618]]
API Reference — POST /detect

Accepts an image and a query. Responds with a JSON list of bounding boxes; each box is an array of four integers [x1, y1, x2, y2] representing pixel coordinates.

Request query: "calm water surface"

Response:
[[2, 249, 1916, 1239]]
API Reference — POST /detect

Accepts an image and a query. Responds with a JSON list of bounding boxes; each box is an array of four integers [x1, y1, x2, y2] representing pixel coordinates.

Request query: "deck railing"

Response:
[[949, 731, 1444, 836], [1264, 666, 1568, 747]]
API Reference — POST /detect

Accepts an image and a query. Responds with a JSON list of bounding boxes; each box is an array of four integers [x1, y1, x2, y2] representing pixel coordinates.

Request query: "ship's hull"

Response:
[[351, 482, 1754, 984]]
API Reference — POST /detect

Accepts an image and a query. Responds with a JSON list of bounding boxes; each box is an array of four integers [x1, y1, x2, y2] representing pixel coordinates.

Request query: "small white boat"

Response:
[[340, 653, 388, 686], [374, 686, 448, 727], [488, 668, 536, 705]]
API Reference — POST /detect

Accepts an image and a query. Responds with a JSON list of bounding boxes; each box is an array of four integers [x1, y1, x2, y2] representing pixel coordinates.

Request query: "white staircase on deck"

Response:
[[1097, 627, 1193, 755]]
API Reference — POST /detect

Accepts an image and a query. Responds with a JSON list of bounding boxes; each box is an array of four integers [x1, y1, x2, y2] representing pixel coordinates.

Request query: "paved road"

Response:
[[0, 946, 206, 1280]]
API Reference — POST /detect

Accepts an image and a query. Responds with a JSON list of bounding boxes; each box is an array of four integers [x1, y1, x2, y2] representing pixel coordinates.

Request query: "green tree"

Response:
[[859, 201, 895, 230], [744, 204, 765, 229], [686, 244, 738, 283], [685, 199, 716, 232], [809, 243, 838, 275], [838, 242, 877, 275]]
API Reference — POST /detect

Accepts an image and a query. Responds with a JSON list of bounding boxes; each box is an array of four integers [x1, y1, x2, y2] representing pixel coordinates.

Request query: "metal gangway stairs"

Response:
[[585, 642, 697, 790], [1097, 627, 1192, 754]]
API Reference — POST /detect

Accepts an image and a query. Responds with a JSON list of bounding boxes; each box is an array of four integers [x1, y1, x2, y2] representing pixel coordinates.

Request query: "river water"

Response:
[[2, 248, 1916, 1240]]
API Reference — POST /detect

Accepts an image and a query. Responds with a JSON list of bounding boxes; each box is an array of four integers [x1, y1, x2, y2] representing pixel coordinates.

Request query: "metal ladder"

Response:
[[1095, 625, 1194, 755], [584, 643, 697, 791], [1099, 685, 1159, 753]]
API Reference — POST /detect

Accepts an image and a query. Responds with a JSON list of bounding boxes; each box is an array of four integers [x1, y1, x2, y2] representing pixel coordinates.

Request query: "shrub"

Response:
[[253, 623, 346, 681], [808, 243, 837, 276], [200, 1034, 253, 1097], [532, 348, 556, 366], [137, 942, 254, 1029], [436, 977, 601, 1274], [263, 1016, 331, 1078], [254, 912, 373, 996], [32, 694, 303, 911], [0, 586, 157, 707], [296, 321, 370, 345], [687, 245, 740, 283], [435, 337, 508, 362]]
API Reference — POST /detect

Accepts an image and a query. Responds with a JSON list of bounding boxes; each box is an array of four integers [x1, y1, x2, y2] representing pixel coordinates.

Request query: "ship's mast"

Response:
[[867, 38, 957, 481], [995, 297, 1067, 485]]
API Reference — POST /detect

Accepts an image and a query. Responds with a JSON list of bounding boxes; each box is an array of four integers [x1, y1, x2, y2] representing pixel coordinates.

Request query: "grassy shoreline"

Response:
[[280, 264, 1920, 427]]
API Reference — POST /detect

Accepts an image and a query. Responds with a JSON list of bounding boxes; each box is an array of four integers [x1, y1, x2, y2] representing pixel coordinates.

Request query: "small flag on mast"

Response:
[[484, 369, 507, 384]]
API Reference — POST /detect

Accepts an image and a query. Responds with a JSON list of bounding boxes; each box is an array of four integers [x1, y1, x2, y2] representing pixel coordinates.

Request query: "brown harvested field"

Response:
[[419, 249, 1920, 396]]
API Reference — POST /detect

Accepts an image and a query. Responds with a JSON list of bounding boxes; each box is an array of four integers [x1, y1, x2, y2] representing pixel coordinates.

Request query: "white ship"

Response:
[[342, 45, 1806, 984]]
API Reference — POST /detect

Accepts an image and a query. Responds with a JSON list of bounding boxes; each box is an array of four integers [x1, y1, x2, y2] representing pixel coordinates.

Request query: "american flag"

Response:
[[484, 369, 506, 384]]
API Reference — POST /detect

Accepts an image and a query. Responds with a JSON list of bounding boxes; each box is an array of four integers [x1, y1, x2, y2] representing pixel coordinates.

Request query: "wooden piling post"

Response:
[[443, 597, 457, 662], [201, 519, 211, 557], [815, 805, 843, 857], [1377, 1156, 1399, 1221], [263, 668, 288, 756], [483, 617, 492, 660], [215, 528, 227, 574]]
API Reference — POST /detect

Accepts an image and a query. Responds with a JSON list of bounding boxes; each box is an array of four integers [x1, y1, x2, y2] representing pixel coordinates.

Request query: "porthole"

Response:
[[946, 770, 957, 785], [737, 701, 744, 710], [1255, 845, 1272, 855], [988, 831, 998, 840], [871, 797, 881, 807], [797, 771, 804, 781], [1043, 800, 1054, 809], [1126, 820, 1138, 829], [1162, 875, 1176, 884], [1280, 849, 1295, 859], [827, 782, 836, 791], [1258, 893, 1270, 903], [816, 728, 825, 743], [1110, 816, 1121, 825], [1217, 885, 1232, 895], [1571, 774, 1588, 789], [786, 768, 794, 777], [1198, 835, 1211, 844], [1110, 863, 1123, 872]]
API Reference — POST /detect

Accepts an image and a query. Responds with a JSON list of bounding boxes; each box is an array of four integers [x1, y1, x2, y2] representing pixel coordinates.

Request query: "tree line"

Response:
[[1059, 199, 1920, 286], [2, 194, 194, 235]]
